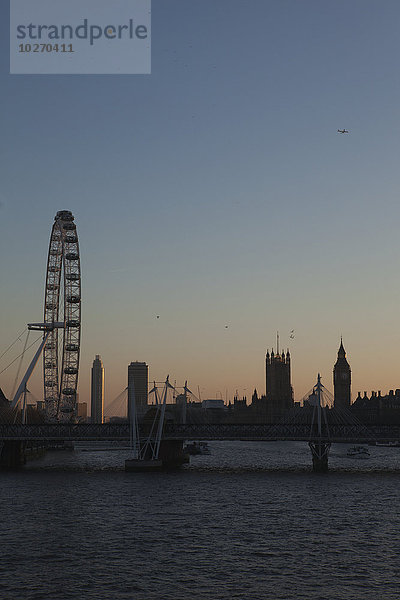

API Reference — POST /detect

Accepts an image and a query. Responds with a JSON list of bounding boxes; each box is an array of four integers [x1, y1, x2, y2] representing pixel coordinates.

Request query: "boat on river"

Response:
[[183, 441, 210, 456], [347, 445, 370, 458], [374, 441, 400, 448]]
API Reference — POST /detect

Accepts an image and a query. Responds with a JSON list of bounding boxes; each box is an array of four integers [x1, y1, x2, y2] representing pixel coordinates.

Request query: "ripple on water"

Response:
[[1, 441, 400, 599]]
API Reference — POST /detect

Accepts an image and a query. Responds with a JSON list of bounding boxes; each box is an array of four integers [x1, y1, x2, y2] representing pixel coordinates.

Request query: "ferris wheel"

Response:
[[43, 210, 81, 421]]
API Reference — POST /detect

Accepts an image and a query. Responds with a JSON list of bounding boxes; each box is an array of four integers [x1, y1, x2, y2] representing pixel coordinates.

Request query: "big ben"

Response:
[[333, 339, 351, 409]]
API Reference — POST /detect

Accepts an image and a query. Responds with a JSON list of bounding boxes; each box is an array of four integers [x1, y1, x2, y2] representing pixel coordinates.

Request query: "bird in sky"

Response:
[[337, 129, 349, 134], [290, 329, 295, 339]]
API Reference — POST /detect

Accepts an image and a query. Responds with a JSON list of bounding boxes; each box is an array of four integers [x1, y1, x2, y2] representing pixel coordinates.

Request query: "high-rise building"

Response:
[[127, 361, 148, 420], [91, 355, 104, 423], [265, 348, 293, 420], [77, 402, 88, 421], [333, 339, 351, 409]]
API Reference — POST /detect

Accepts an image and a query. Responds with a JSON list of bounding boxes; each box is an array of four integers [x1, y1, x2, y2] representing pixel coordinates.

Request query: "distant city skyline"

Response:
[[2, 1, 400, 406]]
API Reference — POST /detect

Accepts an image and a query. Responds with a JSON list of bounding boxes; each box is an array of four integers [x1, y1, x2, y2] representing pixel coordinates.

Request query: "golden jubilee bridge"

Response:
[[0, 414, 400, 473], [1, 376, 400, 471], [0, 421, 399, 445]]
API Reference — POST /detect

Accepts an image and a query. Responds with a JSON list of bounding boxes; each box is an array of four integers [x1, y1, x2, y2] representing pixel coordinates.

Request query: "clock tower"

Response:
[[333, 338, 351, 409]]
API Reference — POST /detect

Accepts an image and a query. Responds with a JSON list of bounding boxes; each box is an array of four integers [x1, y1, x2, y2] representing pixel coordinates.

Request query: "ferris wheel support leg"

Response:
[[11, 331, 51, 410], [22, 384, 27, 425]]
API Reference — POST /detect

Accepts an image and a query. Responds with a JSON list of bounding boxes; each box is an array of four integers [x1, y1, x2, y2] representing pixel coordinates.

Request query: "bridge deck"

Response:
[[0, 423, 399, 444]]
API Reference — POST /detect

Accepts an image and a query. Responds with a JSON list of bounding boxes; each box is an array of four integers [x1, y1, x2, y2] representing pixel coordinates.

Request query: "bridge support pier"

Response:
[[125, 440, 189, 472], [0, 441, 26, 469], [309, 441, 331, 473], [25, 441, 47, 461], [159, 440, 189, 468]]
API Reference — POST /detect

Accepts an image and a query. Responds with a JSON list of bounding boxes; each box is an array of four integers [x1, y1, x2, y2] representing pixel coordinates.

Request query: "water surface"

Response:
[[1, 441, 399, 600]]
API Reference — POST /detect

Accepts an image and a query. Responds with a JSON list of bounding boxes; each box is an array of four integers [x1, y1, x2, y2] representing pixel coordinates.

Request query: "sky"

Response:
[[1, 0, 400, 412]]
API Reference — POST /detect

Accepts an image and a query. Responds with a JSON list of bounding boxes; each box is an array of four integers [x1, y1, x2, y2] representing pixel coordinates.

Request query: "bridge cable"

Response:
[[104, 387, 128, 419], [10, 330, 30, 401], [0, 328, 28, 363], [0, 334, 42, 376]]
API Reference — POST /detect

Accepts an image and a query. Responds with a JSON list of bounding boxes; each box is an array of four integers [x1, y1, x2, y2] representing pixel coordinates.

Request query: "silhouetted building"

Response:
[[265, 348, 294, 420], [77, 402, 88, 421], [128, 361, 148, 420], [0, 388, 9, 406], [248, 388, 269, 422], [202, 399, 224, 410], [333, 339, 351, 409], [175, 393, 187, 424], [352, 389, 400, 424], [0, 388, 12, 422], [91, 355, 104, 423], [234, 393, 247, 409]]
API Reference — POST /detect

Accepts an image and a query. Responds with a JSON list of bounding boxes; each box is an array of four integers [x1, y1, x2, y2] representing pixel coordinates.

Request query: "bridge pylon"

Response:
[[308, 374, 331, 472], [125, 376, 186, 471]]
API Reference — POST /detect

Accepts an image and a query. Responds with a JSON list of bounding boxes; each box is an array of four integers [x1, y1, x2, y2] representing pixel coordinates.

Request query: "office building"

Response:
[[128, 361, 148, 420], [91, 355, 104, 423]]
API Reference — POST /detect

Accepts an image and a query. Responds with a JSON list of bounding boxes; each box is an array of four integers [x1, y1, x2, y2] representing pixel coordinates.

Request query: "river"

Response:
[[1, 441, 399, 600]]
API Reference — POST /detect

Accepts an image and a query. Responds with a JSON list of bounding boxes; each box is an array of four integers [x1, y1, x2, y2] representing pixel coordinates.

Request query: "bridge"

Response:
[[1, 420, 400, 471], [1, 422, 400, 444], [2, 367, 400, 470]]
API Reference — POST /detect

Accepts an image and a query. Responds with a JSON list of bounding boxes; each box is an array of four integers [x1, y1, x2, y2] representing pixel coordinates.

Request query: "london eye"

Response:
[[43, 210, 81, 421]]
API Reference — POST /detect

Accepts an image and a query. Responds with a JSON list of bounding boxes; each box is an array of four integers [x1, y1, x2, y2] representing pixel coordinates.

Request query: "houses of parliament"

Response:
[[227, 338, 400, 425]]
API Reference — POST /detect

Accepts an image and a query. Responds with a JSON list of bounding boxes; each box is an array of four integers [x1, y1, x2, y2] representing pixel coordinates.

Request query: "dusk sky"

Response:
[[1, 0, 400, 411]]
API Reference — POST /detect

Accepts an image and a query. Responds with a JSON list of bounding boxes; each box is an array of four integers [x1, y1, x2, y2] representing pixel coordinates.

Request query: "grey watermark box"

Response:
[[10, 0, 151, 74]]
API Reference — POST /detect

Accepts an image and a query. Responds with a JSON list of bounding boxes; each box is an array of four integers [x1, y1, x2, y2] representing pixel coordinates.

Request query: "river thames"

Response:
[[1, 441, 399, 600]]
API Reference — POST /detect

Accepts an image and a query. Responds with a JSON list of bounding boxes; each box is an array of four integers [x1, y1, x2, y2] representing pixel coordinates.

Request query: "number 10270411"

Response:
[[19, 43, 74, 53]]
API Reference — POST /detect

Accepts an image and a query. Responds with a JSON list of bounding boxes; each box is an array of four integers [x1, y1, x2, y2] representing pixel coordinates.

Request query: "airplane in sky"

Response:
[[337, 129, 349, 134]]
